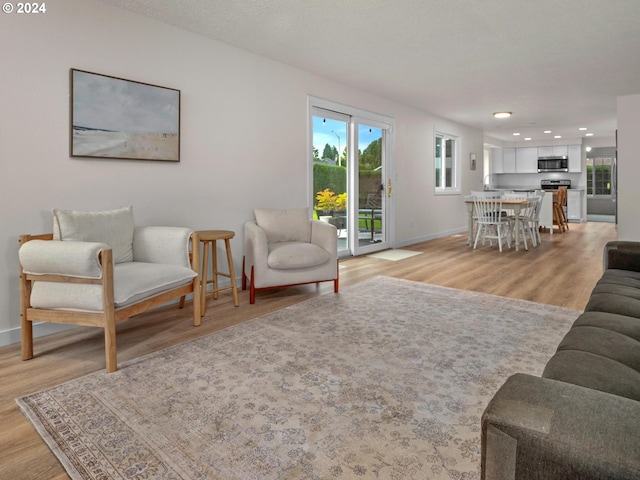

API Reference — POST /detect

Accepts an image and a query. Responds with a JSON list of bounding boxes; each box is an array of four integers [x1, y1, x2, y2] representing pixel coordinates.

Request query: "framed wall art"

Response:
[[70, 69, 180, 162]]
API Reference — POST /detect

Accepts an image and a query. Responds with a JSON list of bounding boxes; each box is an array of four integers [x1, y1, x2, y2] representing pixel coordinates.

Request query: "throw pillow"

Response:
[[52, 205, 135, 263], [254, 207, 311, 244]]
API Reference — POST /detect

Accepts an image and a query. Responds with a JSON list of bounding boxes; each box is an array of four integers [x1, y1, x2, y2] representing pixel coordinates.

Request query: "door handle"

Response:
[[387, 179, 392, 197]]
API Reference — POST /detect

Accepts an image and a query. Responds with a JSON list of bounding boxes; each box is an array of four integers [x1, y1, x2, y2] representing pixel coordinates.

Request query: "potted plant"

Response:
[[315, 188, 337, 220]]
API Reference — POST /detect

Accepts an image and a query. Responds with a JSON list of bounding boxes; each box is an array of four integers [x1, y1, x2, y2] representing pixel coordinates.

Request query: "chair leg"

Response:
[[334, 277, 339, 293], [104, 311, 117, 373], [241, 256, 247, 290], [249, 266, 256, 304]]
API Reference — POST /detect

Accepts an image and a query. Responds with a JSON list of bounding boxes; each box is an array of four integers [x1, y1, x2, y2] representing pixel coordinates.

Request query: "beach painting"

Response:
[[70, 69, 180, 161]]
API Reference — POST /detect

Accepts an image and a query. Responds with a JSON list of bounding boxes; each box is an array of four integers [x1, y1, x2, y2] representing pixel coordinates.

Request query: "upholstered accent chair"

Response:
[[18, 206, 201, 372], [242, 207, 339, 304]]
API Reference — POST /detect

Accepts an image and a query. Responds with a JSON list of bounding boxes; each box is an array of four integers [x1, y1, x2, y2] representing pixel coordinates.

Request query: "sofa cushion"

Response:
[[542, 350, 640, 401], [53, 206, 135, 264], [598, 269, 640, 287], [267, 242, 330, 270], [254, 208, 311, 244], [30, 262, 196, 311], [573, 311, 640, 342], [585, 291, 640, 318], [555, 325, 640, 372]]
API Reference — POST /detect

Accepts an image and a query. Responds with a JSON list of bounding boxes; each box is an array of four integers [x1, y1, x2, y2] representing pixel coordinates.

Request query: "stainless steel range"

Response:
[[540, 179, 571, 191]]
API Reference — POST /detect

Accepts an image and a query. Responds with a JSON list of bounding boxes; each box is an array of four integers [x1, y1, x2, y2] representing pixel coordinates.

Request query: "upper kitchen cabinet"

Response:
[[515, 147, 538, 173], [490, 148, 503, 173], [503, 147, 516, 173], [538, 145, 568, 157], [568, 144, 581, 172]]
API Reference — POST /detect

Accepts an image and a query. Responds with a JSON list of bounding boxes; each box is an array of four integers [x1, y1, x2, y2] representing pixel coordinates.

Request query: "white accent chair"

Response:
[[18, 206, 201, 372], [242, 207, 339, 304]]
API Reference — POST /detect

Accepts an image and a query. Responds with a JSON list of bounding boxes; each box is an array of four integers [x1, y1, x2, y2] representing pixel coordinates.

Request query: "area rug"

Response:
[[367, 249, 422, 261], [17, 276, 579, 480]]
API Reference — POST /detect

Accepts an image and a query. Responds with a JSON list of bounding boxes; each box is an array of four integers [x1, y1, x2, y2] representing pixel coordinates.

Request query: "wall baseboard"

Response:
[[0, 322, 78, 348]]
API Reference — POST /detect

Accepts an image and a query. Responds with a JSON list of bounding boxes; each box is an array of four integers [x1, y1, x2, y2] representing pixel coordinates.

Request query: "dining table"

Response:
[[464, 197, 530, 252]]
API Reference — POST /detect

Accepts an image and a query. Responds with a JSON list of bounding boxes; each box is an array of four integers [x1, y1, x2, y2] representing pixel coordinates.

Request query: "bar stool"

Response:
[[196, 230, 239, 314]]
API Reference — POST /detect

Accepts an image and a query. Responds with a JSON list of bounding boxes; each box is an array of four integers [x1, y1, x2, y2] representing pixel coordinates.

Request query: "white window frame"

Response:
[[434, 130, 461, 195]]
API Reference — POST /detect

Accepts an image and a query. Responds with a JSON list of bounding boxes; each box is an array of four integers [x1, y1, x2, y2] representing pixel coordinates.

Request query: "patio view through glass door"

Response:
[[311, 106, 389, 256]]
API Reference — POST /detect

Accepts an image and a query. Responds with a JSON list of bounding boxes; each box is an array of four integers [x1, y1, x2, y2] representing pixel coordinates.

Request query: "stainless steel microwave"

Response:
[[538, 156, 568, 172]]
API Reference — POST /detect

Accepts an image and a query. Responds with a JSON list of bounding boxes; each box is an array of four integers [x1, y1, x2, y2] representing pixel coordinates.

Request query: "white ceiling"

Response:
[[97, 0, 640, 143]]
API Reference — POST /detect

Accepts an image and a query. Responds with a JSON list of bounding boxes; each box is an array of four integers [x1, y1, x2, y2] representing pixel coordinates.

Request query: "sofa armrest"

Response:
[[603, 241, 640, 272], [132, 226, 193, 268], [310, 219, 337, 254], [19, 239, 108, 279], [482, 373, 640, 480], [244, 221, 269, 273]]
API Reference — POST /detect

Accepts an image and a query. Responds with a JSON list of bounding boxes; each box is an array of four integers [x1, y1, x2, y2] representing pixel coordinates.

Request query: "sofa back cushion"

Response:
[[254, 207, 311, 244], [52, 206, 135, 264]]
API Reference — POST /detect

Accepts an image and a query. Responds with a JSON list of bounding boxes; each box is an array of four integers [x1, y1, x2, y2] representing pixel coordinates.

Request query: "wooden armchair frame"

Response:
[[19, 232, 201, 372]]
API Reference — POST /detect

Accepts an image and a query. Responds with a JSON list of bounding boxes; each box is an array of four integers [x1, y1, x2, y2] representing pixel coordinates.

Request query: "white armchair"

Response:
[[242, 207, 339, 304], [18, 206, 201, 372]]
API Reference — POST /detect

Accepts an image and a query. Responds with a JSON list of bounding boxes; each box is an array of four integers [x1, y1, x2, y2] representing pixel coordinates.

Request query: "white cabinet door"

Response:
[[538, 145, 569, 157], [516, 147, 538, 172], [568, 145, 581, 172], [567, 190, 582, 221], [538, 146, 553, 157], [491, 148, 503, 174], [538, 191, 554, 231], [553, 145, 568, 156], [503, 148, 516, 173]]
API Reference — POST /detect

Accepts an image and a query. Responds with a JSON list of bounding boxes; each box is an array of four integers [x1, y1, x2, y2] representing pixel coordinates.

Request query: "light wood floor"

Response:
[[0, 221, 617, 480]]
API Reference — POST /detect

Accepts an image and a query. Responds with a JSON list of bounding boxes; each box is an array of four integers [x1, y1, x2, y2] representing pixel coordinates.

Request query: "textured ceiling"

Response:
[[97, 0, 640, 143]]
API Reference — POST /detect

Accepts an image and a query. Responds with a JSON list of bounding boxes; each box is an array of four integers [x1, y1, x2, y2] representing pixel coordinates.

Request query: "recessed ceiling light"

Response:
[[554, 135, 562, 139], [493, 112, 512, 119], [513, 132, 520, 136], [578, 127, 587, 131], [524, 137, 532, 141], [544, 130, 552, 134], [585, 133, 594, 137]]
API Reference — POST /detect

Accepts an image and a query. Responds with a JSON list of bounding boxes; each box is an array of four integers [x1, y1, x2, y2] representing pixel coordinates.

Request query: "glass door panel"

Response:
[[355, 124, 385, 252], [311, 111, 349, 255]]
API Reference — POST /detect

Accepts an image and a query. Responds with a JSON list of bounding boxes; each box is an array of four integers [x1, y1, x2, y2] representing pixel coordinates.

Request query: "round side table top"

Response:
[[195, 230, 235, 241]]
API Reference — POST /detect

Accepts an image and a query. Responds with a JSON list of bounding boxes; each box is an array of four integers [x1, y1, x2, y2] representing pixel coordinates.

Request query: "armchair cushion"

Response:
[[30, 262, 197, 311], [268, 242, 330, 270], [133, 226, 192, 267], [52, 206, 135, 264], [19, 240, 107, 279], [254, 207, 311, 244]]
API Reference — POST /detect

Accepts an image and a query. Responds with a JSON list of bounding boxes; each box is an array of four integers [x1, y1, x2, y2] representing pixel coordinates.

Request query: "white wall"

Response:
[[617, 94, 640, 241], [0, 0, 484, 344]]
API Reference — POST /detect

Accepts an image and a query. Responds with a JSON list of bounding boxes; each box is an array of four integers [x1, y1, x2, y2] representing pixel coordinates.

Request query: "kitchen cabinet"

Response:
[[538, 145, 568, 157], [491, 148, 503, 174], [538, 191, 554, 232], [568, 144, 581, 172], [515, 147, 538, 173], [502, 148, 516, 173], [567, 189, 583, 221]]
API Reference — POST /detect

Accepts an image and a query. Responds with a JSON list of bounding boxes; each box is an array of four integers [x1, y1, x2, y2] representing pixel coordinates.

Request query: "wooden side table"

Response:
[[196, 230, 239, 314]]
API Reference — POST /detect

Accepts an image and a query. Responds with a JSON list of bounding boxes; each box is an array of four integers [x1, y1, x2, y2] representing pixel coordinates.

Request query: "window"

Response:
[[586, 156, 613, 196], [435, 132, 459, 193]]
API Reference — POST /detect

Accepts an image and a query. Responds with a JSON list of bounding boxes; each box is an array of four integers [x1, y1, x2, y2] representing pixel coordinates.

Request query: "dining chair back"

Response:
[[470, 191, 511, 252]]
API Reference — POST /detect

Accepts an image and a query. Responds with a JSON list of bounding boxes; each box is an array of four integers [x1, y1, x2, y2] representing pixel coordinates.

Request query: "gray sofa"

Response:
[[481, 241, 640, 479]]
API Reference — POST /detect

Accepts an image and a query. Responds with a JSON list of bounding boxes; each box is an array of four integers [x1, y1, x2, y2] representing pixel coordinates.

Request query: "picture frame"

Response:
[[470, 152, 477, 170], [70, 69, 180, 162]]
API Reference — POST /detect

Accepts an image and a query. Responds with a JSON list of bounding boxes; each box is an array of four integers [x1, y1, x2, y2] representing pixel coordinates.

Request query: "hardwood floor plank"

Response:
[[0, 221, 617, 479]]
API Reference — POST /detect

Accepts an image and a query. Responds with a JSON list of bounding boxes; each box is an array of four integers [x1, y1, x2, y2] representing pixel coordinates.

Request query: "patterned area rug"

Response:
[[17, 277, 579, 480]]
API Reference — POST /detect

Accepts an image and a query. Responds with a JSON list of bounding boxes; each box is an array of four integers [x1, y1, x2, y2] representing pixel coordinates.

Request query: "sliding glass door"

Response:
[[310, 101, 392, 256]]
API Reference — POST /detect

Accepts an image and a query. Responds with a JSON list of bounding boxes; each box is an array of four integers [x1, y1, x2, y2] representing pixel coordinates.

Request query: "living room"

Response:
[[2, 1, 640, 478]]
